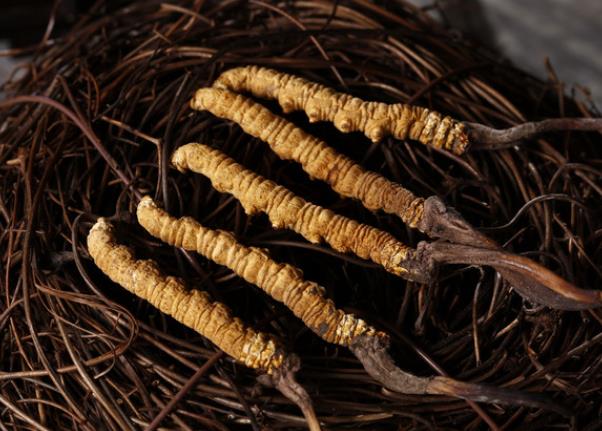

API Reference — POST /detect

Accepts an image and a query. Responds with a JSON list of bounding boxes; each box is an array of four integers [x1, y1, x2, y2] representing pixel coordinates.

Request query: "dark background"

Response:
[[1, 0, 601, 105]]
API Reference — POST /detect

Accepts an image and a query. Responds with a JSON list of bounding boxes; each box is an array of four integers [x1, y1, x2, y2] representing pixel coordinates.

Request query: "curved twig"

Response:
[[429, 242, 602, 310], [466, 118, 602, 147], [350, 334, 569, 416]]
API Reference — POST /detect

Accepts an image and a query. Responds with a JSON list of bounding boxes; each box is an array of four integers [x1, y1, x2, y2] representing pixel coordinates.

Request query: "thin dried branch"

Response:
[[467, 118, 602, 147]]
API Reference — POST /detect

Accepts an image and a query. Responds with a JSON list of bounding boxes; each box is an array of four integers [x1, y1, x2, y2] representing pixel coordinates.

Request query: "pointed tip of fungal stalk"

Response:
[[430, 242, 602, 310], [350, 334, 569, 415], [427, 376, 571, 416], [269, 356, 321, 431]]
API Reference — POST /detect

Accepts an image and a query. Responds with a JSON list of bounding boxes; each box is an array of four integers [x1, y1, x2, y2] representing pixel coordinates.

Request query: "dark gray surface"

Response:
[[0, 41, 14, 84], [422, 0, 602, 105], [482, 0, 601, 105]]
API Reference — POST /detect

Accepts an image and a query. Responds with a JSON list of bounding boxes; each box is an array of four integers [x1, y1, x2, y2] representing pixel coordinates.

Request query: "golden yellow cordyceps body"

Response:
[[213, 65, 469, 155], [191, 87, 425, 228], [137, 196, 387, 346], [171, 143, 427, 281], [87, 218, 284, 373]]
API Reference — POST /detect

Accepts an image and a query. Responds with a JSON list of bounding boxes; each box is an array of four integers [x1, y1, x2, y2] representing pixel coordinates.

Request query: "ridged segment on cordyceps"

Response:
[[87, 218, 285, 373], [190, 87, 425, 228], [137, 197, 387, 346], [213, 65, 469, 155], [172, 143, 429, 281]]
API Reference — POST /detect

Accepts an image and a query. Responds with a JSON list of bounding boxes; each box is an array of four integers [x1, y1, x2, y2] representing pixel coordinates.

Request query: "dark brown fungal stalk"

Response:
[[428, 242, 602, 310], [417, 195, 499, 248], [350, 334, 569, 416], [417, 196, 602, 309], [466, 118, 602, 148], [267, 357, 321, 431], [418, 198, 602, 310]]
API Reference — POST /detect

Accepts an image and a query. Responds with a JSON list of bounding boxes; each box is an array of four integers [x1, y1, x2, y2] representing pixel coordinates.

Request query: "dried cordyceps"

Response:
[[138, 196, 381, 346], [137, 196, 566, 414], [191, 87, 425, 228], [3, 1, 601, 429], [213, 65, 469, 154], [87, 218, 321, 431], [190, 87, 485, 246], [190, 86, 602, 310], [189, 87, 494, 249], [137, 196, 381, 346], [172, 143, 434, 282], [213, 66, 602, 152]]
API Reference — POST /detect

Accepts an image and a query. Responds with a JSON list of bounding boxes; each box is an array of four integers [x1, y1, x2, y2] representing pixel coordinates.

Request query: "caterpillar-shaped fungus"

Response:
[[188, 86, 602, 311], [213, 65, 469, 155], [87, 219, 321, 430], [190, 87, 425, 228], [87, 218, 284, 372], [172, 143, 435, 283], [137, 196, 386, 346], [137, 198, 565, 413]]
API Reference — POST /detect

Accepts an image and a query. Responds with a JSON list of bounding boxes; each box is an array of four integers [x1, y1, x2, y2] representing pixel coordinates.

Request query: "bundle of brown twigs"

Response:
[[1, 1, 601, 430]]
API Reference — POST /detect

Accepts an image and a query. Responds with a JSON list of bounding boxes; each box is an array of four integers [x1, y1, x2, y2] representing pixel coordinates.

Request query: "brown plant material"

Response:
[[138, 196, 567, 413], [351, 335, 568, 415], [87, 218, 321, 431], [430, 242, 602, 310], [466, 118, 602, 147], [172, 143, 434, 282], [2, 1, 601, 429], [214, 65, 469, 154]]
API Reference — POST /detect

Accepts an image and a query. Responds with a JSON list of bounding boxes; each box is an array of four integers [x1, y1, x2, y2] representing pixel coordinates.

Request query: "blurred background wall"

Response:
[[425, 0, 602, 106], [1, 0, 601, 105]]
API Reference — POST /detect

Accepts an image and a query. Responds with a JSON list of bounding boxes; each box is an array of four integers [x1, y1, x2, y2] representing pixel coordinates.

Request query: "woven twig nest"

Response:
[[1, 1, 600, 429]]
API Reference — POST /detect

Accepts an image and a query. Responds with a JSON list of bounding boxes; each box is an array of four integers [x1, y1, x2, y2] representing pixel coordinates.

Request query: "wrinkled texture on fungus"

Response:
[[87, 218, 285, 373], [172, 143, 434, 282], [214, 66, 469, 154]]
